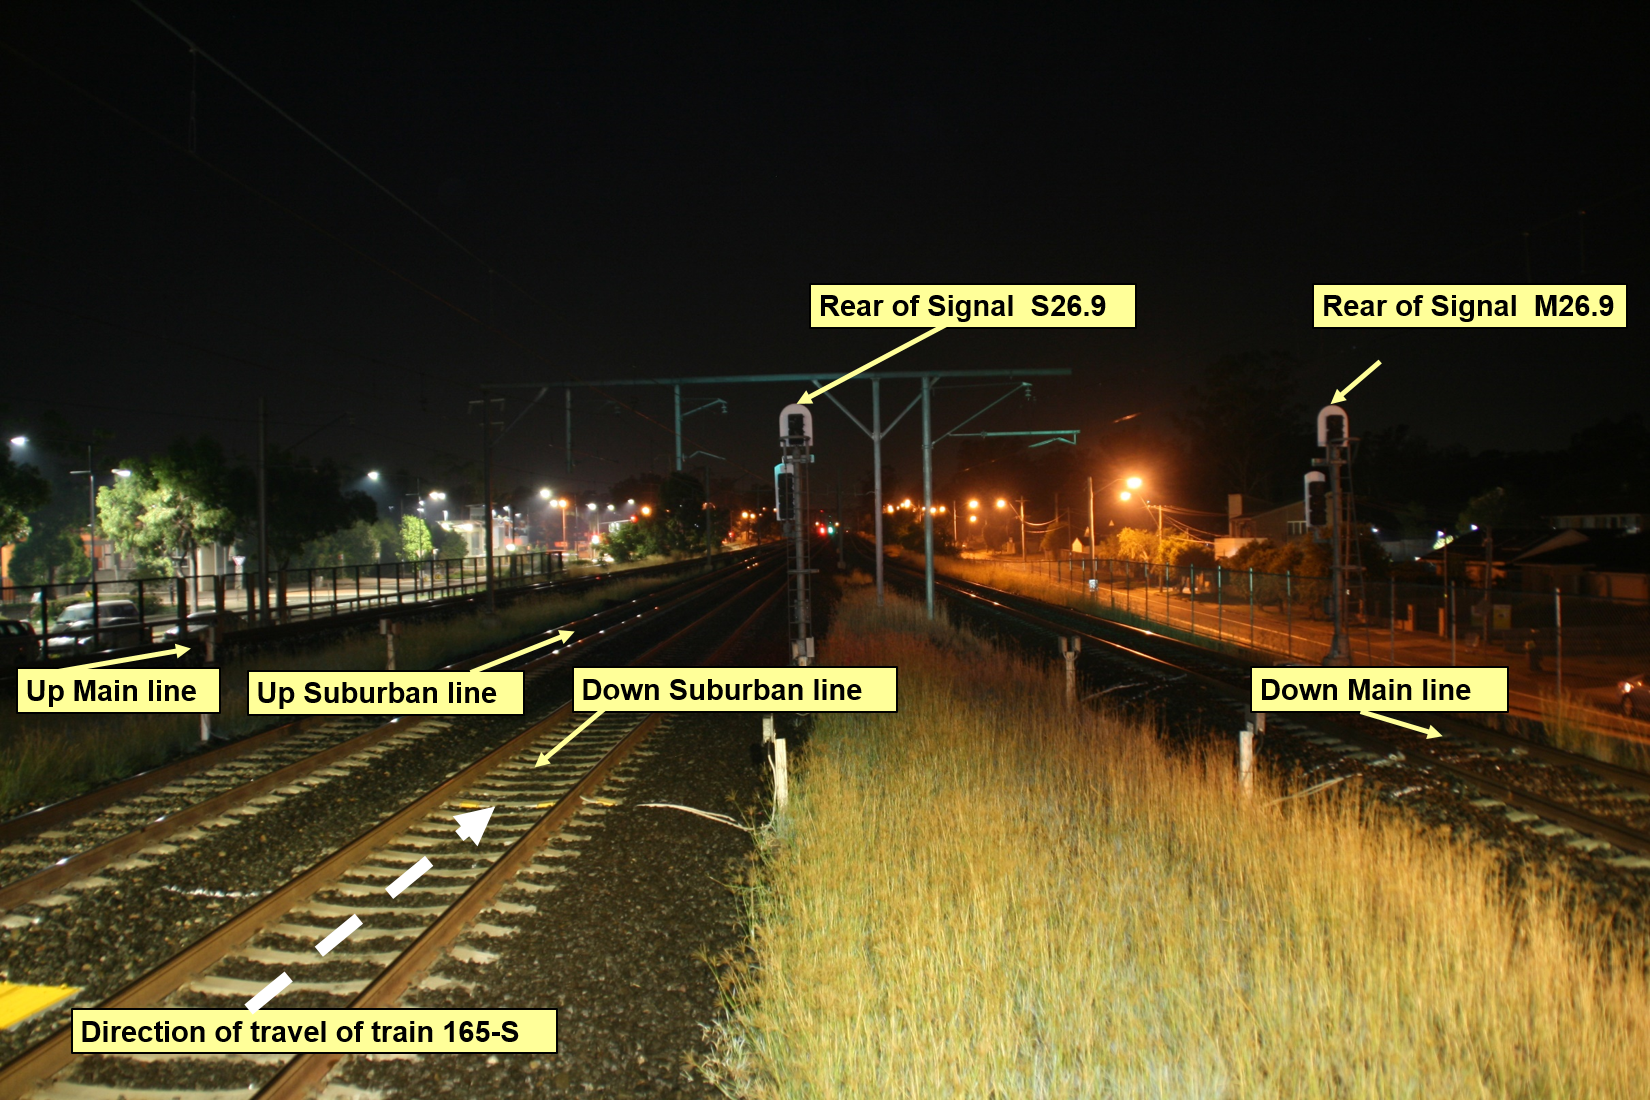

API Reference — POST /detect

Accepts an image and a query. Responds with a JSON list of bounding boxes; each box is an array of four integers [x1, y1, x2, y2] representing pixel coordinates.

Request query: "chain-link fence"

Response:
[[992, 555, 1650, 728]]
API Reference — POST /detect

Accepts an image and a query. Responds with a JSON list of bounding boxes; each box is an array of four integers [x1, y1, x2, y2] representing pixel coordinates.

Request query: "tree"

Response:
[[437, 528, 469, 560], [296, 519, 380, 568], [6, 524, 87, 588], [227, 450, 376, 569], [0, 442, 51, 545], [399, 515, 434, 562], [99, 438, 236, 575], [1176, 351, 1313, 509]]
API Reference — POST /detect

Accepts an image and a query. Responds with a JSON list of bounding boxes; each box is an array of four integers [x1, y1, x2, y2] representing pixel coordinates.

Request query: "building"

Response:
[[1546, 511, 1644, 534], [1215, 494, 1305, 558], [1513, 530, 1650, 600]]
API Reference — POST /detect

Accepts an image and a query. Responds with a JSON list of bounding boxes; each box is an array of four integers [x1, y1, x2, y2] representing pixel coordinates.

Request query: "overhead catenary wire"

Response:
[[126, 0, 549, 313]]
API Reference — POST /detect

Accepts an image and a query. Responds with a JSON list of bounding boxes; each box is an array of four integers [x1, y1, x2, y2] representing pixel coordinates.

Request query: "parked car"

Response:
[[1622, 673, 1649, 719], [161, 609, 243, 642], [44, 600, 149, 656], [0, 618, 39, 669]]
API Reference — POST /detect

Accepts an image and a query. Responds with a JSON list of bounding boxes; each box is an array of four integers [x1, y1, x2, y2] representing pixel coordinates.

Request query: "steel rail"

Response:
[[0, 549, 771, 854], [891, 561, 1650, 857], [253, 576, 785, 1098], [0, 552, 781, 912], [0, 559, 785, 1100], [0, 552, 762, 847], [903, 560, 1650, 796]]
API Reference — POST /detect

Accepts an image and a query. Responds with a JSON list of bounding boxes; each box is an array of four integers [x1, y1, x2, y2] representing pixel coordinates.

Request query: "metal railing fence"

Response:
[[2, 551, 566, 657]]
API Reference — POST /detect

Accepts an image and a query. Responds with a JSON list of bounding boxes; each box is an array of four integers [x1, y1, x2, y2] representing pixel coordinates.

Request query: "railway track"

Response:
[[876, 553, 1650, 864], [0, 550, 770, 899], [0, 555, 785, 1098]]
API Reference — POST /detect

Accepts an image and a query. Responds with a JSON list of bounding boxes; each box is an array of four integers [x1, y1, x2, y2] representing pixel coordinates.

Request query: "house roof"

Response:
[[1417, 527, 1567, 565], [1513, 530, 1650, 573]]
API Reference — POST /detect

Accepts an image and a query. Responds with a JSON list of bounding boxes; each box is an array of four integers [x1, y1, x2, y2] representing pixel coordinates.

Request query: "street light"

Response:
[[367, 470, 380, 481], [8, 436, 24, 447]]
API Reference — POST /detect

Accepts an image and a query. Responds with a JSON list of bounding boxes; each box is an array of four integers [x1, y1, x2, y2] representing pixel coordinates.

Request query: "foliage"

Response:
[[294, 519, 382, 569], [607, 472, 728, 561], [0, 442, 50, 545], [399, 515, 435, 561], [1175, 351, 1312, 507], [99, 437, 236, 573], [1457, 486, 1538, 532], [711, 593, 1650, 1098], [1096, 525, 1209, 566], [1225, 536, 1330, 576], [6, 524, 87, 586], [227, 450, 376, 569], [438, 528, 469, 560]]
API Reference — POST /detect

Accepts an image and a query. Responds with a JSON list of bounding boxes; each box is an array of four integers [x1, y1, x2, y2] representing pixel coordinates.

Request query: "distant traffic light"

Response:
[[1304, 471, 1327, 528]]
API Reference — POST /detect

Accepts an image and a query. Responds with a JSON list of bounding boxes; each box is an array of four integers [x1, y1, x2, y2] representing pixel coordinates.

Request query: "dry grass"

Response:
[[708, 590, 1650, 1098], [0, 569, 690, 817], [1539, 692, 1650, 773]]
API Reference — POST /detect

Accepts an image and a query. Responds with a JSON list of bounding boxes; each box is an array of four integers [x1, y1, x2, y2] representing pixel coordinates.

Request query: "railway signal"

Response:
[[1311, 404, 1352, 666], [778, 403, 815, 667]]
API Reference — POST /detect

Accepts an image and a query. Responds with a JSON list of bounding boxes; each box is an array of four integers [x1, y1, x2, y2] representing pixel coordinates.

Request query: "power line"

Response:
[[126, 0, 549, 313], [0, 37, 557, 375]]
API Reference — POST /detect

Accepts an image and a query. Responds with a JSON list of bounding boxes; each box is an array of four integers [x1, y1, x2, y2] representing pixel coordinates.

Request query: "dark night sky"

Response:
[[2, 3, 1644, 508]]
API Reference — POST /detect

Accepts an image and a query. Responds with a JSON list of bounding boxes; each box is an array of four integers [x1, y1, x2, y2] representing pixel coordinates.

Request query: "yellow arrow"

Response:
[[1359, 710, 1441, 739], [535, 710, 605, 767], [471, 629, 574, 673], [77, 644, 191, 670], [1331, 359, 1381, 403], [798, 326, 945, 405]]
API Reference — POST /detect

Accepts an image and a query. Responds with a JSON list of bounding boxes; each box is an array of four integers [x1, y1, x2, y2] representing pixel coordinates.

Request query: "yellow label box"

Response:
[[73, 1008, 555, 1054], [574, 666, 898, 711], [1250, 667, 1508, 712], [18, 669, 220, 713], [247, 671, 524, 714], [1312, 284, 1625, 327], [810, 284, 1135, 327]]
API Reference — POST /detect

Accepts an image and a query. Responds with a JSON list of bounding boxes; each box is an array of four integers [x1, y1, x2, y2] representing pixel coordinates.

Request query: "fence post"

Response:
[[1239, 720, 1255, 798], [1285, 570, 1293, 659], [1060, 636, 1081, 707], [277, 570, 288, 624], [381, 618, 400, 671], [1189, 565, 1196, 639], [176, 576, 188, 636], [1248, 568, 1255, 649], [1554, 587, 1563, 700], [1389, 573, 1396, 666], [1216, 565, 1223, 645]]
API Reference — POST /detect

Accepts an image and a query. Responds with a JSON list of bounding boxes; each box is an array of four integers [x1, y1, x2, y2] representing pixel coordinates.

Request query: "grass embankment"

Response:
[[0, 568, 687, 818], [710, 590, 1650, 1098]]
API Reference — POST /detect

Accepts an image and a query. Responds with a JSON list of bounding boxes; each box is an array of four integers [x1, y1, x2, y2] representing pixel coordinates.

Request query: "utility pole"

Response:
[[702, 463, 713, 563], [1483, 525, 1495, 645], [1087, 476, 1096, 573], [1018, 497, 1028, 563], [921, 376, 935, 618], [471, 391, 505, 613], [675, 386, 683, 471], [564, 388, 574, 476], [257, 396, 269, 626], [872, 379, 884, 605]]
